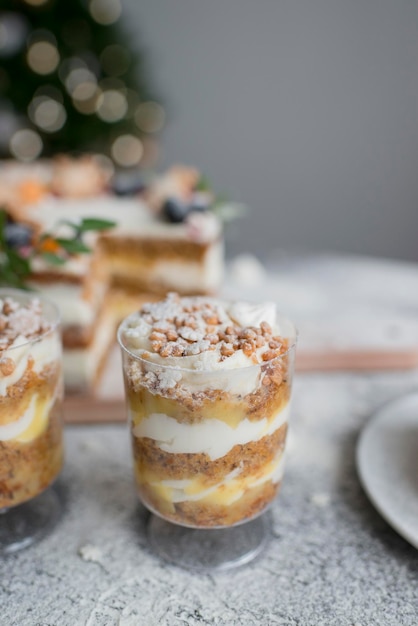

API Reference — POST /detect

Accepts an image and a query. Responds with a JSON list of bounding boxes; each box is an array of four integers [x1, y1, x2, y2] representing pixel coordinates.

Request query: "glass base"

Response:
[[147, 512, 270, 571], [0, 485, 63, 556]]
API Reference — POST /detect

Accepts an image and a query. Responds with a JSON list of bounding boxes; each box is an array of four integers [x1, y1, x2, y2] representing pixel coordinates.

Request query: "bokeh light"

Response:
[[27, 40, 60, 75], [9, 128, 43, 161], [72, 81, 98, 102], [0, 13, 28, 57], [58, 53, 99, 83], [111, 134, 143, 167], [65, 67, 97, 95], [28, 96, 67, 133], [135, 101, 165, 133], [73, 89, 101, 115], [89, 0, 121, 25], [96, 89, 127, 122]]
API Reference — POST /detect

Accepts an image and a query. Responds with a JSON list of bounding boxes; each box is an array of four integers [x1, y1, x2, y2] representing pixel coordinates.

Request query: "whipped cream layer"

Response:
[[132, 404, 289, 460], [63, 307, 115, 389], [144, 455, 285, 507], [28, 282, 104, 327], [0, 392, 56, 443], [141, 361, 262, 397], [0, 332, 61, 396], [30, 252, 93, 278], [26, 196, 222, 243]]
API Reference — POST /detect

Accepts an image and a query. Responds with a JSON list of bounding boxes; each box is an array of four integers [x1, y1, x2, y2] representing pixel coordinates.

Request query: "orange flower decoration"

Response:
[[38, 236, 61, 254]]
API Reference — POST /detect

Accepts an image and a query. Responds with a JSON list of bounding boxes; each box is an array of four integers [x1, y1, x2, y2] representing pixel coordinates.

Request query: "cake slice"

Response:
[[0, 156, 225, 393]]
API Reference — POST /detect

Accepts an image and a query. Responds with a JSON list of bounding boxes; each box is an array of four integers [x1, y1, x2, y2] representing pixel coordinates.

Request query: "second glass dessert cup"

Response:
[[118, 308, 297, 570], [0, 289, 64, 555]]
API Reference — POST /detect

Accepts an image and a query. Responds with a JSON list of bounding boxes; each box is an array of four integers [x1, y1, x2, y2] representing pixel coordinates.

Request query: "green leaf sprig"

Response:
[[0, 210, 116, 289], [0, 211, 31, 288]]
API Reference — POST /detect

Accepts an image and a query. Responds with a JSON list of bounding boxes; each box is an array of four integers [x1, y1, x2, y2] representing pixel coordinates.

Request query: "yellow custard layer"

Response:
[[136, 454, 284, 508], [127, 379, 290, 429], [0, 392, 55, 443], [0, 398, 63, 509], [140, 478, 281, 528], [0, 362, 62, 443], [0, 361, 63, 508]]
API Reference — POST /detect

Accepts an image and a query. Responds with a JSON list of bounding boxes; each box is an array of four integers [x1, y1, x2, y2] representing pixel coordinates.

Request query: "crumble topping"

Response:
[[0, 297, 51, 351], [123, 292, 288, 364]]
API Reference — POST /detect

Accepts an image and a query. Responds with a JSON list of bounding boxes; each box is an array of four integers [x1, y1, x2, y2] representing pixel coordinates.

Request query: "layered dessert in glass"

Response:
[[0, 290, 63, 510], [118, 292, 296, 529]]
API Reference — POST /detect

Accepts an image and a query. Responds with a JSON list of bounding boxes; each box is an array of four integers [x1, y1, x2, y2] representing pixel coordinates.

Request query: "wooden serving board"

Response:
[[296, 347, 418, 372], [64, 396, 125, 424]]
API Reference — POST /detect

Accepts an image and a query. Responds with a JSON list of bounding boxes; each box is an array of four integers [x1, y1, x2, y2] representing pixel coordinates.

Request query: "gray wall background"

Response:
[[124, 1, 418, 262]]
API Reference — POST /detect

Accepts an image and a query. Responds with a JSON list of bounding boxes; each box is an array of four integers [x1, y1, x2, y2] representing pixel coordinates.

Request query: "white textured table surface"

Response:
[[2, 254, 418, 626]]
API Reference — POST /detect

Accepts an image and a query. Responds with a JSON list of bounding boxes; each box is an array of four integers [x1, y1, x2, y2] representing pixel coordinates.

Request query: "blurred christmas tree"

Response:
[[0, 0, 164, 167]]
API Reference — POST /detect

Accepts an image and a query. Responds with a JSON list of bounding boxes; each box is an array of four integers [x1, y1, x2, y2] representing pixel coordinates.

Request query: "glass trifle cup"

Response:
[[118, 292, 297, 569], [0, 289, 64, 554]]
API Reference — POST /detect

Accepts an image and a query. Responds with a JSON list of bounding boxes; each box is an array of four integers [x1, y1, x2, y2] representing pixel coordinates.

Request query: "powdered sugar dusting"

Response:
[[0, 297, 51, 351], [119, 292, 291, 371]]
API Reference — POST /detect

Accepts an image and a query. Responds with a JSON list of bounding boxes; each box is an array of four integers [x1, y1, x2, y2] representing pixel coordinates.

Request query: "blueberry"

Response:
[[5, 223, 33, 248], [112, 172, 146, 196], [189, 192, 211, 213], [162, 197, 190, 223]]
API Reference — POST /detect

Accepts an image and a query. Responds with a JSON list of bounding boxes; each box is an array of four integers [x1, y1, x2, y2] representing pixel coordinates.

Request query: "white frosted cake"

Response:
[[0, 156, 224, 392]]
